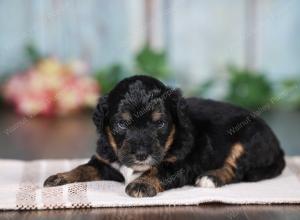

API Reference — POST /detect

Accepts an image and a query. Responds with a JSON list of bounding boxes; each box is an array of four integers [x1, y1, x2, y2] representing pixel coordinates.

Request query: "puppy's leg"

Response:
[[125, 168, 162, 197], [125, 164, 186, 197], [44, 156, 124, 187], [195, 143, 245, 188]]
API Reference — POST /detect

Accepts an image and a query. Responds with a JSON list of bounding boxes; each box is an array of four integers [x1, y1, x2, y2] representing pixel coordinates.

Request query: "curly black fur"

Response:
[[44, 75, 285, 197]]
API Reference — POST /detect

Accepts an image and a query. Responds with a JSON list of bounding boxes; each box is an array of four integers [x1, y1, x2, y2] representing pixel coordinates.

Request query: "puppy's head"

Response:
[[93, 75, 189, 171]]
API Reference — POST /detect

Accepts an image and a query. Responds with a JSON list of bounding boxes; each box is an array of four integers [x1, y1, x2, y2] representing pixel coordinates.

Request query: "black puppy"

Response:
[[44, 75, 285, 197]]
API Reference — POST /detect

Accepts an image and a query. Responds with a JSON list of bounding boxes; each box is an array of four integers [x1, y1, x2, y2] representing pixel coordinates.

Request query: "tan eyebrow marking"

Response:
[[121, 112, 131, 121], [164, 155, 177, 163], [152, 111, 163, 121]]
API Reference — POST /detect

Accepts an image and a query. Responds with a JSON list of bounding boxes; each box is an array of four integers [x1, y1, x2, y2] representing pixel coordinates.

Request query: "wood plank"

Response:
[[1, 205, 300, 220]]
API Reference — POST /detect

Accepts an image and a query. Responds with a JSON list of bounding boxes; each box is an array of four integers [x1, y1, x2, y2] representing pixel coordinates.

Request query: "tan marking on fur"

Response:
[[225, 142, 244, 169], [134, 168, 164, 193], [59, 165, 101, 183], [121, 112, 131, 121], [106, 127, 118, 153], [164, 155, 177, 163], [165, 125, 176, 151], [208, 143, 245, 184], [152, 111, 163, 121], [95, 153, 110, 164]]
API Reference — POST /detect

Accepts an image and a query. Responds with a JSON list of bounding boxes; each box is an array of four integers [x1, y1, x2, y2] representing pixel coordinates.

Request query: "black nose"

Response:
[[135, 151, 148, 161]]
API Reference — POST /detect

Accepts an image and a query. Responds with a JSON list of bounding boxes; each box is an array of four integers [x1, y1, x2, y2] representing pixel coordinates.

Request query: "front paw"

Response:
[[125, 181, 157, 197], [43, 174, 69, 187]]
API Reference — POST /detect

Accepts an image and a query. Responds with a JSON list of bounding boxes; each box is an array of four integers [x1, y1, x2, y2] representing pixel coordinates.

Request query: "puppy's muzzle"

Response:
[[135, 150, 149, 161]]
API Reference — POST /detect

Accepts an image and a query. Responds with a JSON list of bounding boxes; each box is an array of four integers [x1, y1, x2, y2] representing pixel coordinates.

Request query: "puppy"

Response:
[[44, 75, 285, 197]]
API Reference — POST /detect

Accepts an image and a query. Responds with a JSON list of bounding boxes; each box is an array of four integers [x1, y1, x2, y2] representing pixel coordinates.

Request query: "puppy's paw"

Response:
[[43, 174, 69, 187], [125, 181, 157, 197], [195, 175, 218, 188]]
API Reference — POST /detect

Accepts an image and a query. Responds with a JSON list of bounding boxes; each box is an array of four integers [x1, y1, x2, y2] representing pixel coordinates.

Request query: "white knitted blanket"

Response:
[[1, 157, 300, 210]]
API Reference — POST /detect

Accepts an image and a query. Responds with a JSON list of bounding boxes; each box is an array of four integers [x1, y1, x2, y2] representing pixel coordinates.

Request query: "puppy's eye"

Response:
[[156, 120, 165, 128], [117, 121, 128, 130]]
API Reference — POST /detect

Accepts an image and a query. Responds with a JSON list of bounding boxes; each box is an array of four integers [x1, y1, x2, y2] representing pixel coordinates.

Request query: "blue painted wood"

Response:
[[0, 0, 31, 72], [256, 0, 300, 80], [166, 0, 300, 87], [0, 0, 299, 83], [0, 0, 133, 73], [167, 0, 246, 89]]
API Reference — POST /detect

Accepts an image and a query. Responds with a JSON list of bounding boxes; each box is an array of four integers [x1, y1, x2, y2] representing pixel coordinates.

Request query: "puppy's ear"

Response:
[[93, 95, 118, 162], [167, 88, 194, 160], [168, 89, 190, 129], [93, 95, 108, 134]]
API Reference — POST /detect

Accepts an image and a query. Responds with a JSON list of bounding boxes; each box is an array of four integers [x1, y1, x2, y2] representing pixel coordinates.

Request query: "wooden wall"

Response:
[[0, 0, 299, 85]]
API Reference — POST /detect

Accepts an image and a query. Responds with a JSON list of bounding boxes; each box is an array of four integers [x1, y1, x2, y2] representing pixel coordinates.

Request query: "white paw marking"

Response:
[[195, 176, 216, 188]]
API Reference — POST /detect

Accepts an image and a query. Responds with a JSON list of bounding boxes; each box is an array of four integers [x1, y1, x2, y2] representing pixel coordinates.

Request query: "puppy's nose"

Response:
[[135, 151, 148, 161]]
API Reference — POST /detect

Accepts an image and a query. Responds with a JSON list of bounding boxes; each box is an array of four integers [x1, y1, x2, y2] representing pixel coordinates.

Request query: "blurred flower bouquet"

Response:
[[3, 58, 100, 116]]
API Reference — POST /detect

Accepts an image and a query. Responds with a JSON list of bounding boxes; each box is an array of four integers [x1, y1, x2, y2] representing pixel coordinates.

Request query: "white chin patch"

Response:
[[110, 161, 151, 185], [119, 165, 143, 185], [195, 176, 216, 188], [131, 164, 151, 172]]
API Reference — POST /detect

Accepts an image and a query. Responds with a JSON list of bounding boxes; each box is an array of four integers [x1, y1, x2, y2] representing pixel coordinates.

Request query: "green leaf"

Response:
[[25, 44, 43, 64], [135, 45, 170, 80], [278, 79, 300, 109], [94, 64, 129, 94], [225, 67, 273, 110], [188, 79, 215, 96]]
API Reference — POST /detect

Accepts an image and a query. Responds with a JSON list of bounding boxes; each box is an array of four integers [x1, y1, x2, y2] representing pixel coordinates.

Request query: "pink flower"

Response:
[[16, 91, 54, 116], [3, 58, 100, 117]]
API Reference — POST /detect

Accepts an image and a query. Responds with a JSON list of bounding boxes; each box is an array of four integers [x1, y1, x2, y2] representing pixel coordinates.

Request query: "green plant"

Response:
[[135, 45, 170, 80], [188, 79, 215, 97], [225, 66, 273, 109], [25, 43, 43, 64], [278, 79, 300, 110], [95, 64, 130, 94]]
